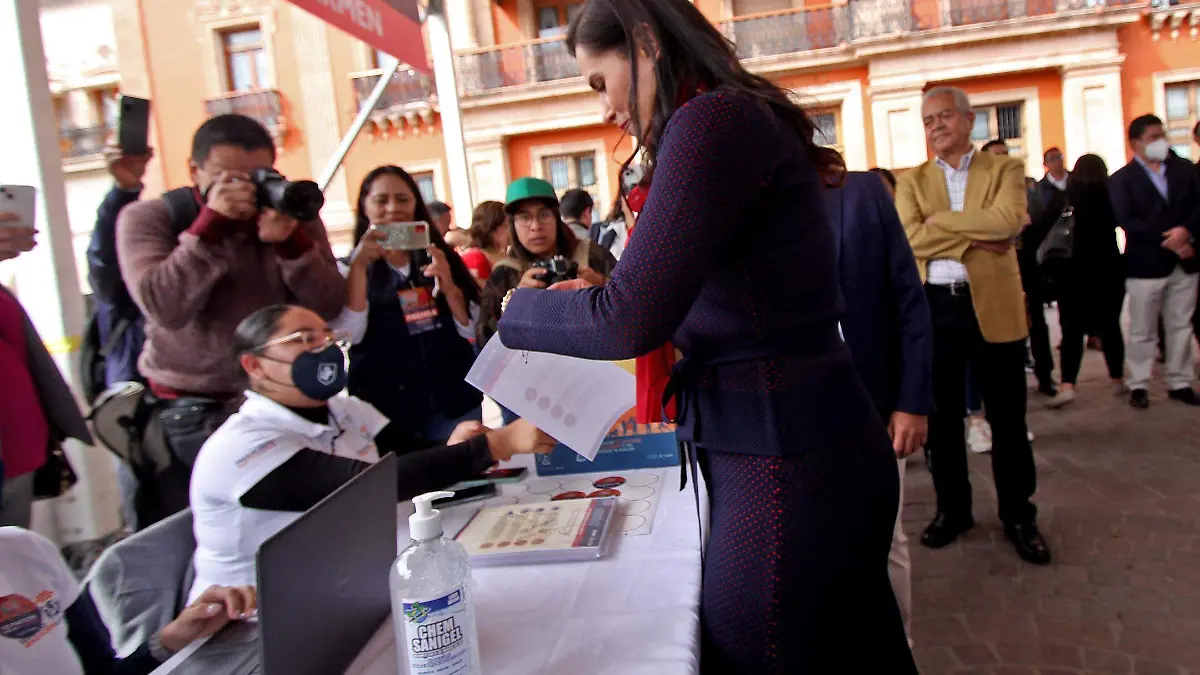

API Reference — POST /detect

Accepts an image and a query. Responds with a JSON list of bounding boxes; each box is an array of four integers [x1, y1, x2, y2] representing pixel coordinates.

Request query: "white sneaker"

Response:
[[1045, 390, 1076, 409], [967, 418, 992, 454]]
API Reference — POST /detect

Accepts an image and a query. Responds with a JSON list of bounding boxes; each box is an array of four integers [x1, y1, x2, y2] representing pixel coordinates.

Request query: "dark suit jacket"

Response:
[[1109, 155, 1200, 279], [828, 172, 934, 419]]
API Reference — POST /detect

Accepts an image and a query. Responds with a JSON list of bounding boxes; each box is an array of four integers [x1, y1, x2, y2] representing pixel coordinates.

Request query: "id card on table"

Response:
[[398, 288, 440, 334]]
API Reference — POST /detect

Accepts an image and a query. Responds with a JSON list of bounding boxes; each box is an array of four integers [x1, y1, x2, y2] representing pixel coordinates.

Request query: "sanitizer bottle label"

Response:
[[402, 587, 472, 675]]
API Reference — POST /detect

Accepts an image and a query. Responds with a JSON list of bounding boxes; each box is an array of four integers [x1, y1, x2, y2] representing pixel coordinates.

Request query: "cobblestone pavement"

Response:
[[906, 339, 1200, 674]]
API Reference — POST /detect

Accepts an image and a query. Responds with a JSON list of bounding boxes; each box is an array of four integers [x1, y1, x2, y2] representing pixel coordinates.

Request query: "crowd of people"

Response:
[[3, 0, 1200, 671]]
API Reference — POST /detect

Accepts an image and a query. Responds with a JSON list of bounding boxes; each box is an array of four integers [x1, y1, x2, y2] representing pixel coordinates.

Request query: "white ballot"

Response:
[[467, 339, 636, 460]]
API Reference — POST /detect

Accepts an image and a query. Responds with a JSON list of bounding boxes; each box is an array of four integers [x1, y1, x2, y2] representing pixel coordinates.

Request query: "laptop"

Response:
[[156, 454, 398, 675]]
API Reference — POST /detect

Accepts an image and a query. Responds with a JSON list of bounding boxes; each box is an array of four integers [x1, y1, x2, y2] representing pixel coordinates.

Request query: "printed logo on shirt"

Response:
[[0, 591, 63, 649], [235, 440, 277, 468]]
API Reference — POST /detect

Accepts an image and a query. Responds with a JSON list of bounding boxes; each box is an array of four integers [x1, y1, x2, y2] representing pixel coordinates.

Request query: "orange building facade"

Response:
[[107, 0, 1200, 250]]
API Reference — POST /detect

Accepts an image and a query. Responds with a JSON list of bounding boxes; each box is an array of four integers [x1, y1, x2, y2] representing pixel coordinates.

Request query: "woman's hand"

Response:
[[422, 245, 454, 286], [517, 267, 548, 290], [352, 228, 387, 268], [448, 420, 488, 445], [157, 585, 257, 654], [0, 213, 36, 262], [547, 278, 594, 292], [485, 420, 557, 462], [577, 267, 606, 287]]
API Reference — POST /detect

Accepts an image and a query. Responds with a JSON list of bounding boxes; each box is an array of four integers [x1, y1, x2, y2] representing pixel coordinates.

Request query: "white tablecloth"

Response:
[[346, 456, 705, 675]]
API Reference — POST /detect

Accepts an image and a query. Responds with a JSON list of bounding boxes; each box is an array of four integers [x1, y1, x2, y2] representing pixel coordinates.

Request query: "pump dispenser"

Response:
[[391, 490, 481, 675]]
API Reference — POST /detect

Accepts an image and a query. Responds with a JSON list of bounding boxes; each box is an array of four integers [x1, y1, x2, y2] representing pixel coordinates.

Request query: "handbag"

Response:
[[1036, 200, 1076, 265], [33, 436, 78, 500]]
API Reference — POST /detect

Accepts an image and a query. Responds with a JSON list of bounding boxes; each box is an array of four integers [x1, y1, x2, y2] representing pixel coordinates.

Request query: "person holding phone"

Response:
[[336, 166, 484, 443]]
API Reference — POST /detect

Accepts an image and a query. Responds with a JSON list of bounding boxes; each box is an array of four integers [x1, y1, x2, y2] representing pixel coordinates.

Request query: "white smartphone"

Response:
[[380, 221, 433, 251], [0, 185, 36, 229]]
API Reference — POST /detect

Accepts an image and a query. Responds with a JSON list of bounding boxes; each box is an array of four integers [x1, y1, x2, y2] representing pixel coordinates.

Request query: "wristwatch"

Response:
[[501, 288, 516, 314]]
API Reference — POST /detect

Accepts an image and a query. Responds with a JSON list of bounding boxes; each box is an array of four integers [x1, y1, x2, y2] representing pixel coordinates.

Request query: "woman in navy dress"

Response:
[[496, 0, 915, 670]]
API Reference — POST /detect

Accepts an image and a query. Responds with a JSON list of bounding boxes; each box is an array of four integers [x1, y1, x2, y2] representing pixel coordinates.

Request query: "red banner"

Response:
[[288, 0, 429, 74]]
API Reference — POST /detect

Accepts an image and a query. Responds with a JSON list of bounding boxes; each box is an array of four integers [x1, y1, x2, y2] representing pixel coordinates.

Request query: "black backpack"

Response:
[[78, 187, 201, 405]]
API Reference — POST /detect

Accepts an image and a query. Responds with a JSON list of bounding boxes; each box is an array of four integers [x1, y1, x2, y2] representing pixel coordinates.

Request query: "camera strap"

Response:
[[162, 187, 203, 235]]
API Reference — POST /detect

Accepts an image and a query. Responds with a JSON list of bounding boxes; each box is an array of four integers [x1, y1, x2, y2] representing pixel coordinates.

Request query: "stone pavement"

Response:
[[905, 342, 1200, 674]]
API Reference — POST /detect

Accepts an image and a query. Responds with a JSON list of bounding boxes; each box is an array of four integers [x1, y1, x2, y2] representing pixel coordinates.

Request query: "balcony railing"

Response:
[[205, 90, 284, 135], [60, 125, 112, 159], [455, 37, 580, 96], [720, 0, 1143, 60], [351, 68, 434, 113]]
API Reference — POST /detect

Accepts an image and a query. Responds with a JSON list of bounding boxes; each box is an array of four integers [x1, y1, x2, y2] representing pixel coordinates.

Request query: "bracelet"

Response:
[[501, 288, 516, 314], [148, 631, 173, 663]]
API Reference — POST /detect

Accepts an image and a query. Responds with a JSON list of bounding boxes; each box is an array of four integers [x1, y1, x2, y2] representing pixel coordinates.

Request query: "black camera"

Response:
[[533, 255, 578, 285], [250, 168, 324, 221]]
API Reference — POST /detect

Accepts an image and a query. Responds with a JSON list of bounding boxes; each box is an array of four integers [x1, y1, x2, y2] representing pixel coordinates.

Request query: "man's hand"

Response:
[[1162, 226, 1192, 255], [105, 145, 153, 190], [0, 214, 36, 262], [969, 239, 1014, 254], [888, 412, 928, 459], [448, 420, 488, 445], [206, 172, 257, 221], [517, 267, 548, 290], [923, 214, 938, 226], [257, 208, 299, 244], [1179, 243, 1197, 260], [157, 585, 257, 654]]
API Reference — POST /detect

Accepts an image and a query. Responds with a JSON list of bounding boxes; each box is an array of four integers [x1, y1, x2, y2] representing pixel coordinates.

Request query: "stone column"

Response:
[[445, 0, 479, 50], [1060, 61, 1127, 173], [465, 137, 511, 204], [287, 6, 354, 237], [869, 84, 928, 169]]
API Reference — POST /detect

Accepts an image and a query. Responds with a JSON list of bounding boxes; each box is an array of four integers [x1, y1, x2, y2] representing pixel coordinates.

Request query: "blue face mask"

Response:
[[260, 344, 347, 401]]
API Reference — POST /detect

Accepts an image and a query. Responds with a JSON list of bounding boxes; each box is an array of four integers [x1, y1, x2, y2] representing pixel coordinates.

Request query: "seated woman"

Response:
[[477, 177, 618, 349], [0, 526, 253, 675], [459, 201, 511, 286], [188, 304, 555, 602], [337, 166, 485, 443]]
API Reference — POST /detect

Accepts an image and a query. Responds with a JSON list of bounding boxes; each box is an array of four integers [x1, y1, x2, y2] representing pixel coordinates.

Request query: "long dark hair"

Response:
[[1068, 154, 1109, 187], [353, 166, 480, 304], [566, 0, 842, 177]]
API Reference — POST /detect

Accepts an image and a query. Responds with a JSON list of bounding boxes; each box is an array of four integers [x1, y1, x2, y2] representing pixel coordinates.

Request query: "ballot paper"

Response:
[[467, 339, 636, 460]]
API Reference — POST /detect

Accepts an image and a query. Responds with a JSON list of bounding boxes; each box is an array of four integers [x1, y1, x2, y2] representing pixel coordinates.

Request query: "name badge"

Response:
[[398, 288, 440, 334]]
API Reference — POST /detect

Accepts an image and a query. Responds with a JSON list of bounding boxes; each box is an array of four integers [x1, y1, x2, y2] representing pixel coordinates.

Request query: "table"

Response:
[[345, 455, 706, 675]]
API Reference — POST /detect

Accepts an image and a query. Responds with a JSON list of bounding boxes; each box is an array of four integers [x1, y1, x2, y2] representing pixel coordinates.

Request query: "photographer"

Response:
[[337, 166, 484, 443], [478, 177, 616, 350], [115, 114, 345, 526]]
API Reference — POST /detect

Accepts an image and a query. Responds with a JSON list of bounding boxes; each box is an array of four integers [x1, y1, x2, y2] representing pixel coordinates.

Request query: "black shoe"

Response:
[[921, 513, 974, 549], [1168, 388, 1200, 406], [1130, 389, 1150, 410], [1005, 522, 1052, 565], [1037, 382, 1059, 397]]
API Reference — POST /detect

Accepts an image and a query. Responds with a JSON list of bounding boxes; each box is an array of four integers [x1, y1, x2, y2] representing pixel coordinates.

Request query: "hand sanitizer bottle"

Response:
[[391, 491, 481, 675]]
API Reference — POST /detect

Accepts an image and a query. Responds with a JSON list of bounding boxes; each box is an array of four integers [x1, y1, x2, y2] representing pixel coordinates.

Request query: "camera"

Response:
[[533, 255, 578, 285], [250, 168, 324, 221]]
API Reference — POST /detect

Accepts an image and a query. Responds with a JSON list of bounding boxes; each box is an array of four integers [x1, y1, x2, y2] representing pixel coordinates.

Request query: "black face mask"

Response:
[[258, 344, 347, 401]]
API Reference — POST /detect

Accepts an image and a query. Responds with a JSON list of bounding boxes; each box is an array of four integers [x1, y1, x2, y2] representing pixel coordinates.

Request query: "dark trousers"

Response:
[[1058, 283, 1125, 384], [1026, 288, 1055, 389], [926, 285, 1038, 526]]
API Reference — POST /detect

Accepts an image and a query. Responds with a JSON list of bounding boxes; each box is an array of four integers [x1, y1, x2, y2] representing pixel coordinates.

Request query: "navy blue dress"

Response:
[[499, 91, 915, 671]]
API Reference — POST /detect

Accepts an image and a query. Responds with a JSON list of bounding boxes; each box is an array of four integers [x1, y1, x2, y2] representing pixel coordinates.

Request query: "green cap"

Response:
[[505, 177, 559, 213]]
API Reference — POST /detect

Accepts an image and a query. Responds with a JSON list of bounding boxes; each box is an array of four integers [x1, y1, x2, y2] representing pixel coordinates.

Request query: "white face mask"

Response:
[[1144, 138, 1170, 162]]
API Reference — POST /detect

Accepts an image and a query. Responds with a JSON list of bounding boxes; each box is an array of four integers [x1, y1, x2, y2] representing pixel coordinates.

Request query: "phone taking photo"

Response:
[[0, 185, 37, 229], [380, 221, 432, 251], [118, 95, 151, 156]]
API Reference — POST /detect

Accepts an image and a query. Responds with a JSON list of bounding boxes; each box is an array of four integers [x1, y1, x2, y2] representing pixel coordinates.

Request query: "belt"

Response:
[[661, 326, 842, 559], [927, 281, 972, 296]]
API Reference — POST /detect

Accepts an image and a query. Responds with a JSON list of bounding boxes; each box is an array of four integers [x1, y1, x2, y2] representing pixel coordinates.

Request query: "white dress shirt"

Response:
[[1046, 173, 1067, 192], [926, 147, 976, 285]]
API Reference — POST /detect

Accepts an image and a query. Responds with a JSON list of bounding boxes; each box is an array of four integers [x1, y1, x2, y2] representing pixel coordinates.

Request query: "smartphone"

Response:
[[0, 185, 37, 228], [432, 483, 497, 508], [118, 95, 151, 155], [448, 468, 530, 491], [381, 221, 432, 251]]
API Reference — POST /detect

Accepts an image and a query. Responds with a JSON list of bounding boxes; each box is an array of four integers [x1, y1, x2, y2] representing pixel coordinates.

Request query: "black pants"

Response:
[[1058, 281, 1125, 384], [926, 285, 1038, 526], [1026, 285, 1055, 389]]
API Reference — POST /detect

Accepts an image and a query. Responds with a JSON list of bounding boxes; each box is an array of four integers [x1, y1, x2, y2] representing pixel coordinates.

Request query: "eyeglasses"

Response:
[[514, 208, 557, 228], [254, 329, 351, 354]]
